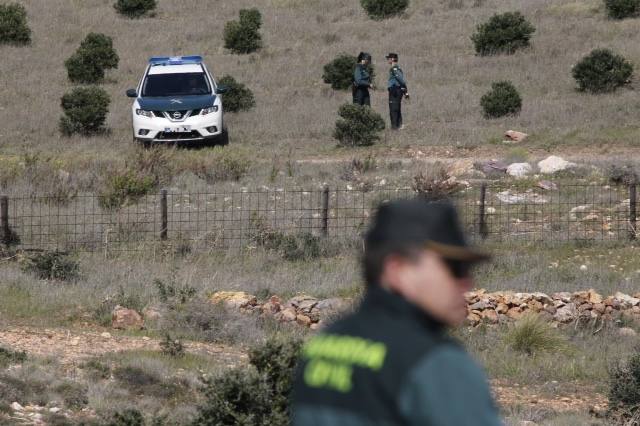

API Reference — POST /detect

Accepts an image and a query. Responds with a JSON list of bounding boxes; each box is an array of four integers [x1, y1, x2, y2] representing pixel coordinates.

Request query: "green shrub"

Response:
[[334, 104, 385, 147], [224, 8, 262, 54], [0, 3, 31, 45], [154, 278, 196, 305], [504, 314, 566, 355], [93, 286, 144, 326], [0, 346, 27, 368], [114, 0, 156, 18], [159, 334, 185, 357], [322, 54, 375, 91], [53, 382, 88, 410], [608, 164, 639, 185], [193, 338, 301, 426], [218, 75, 255, 112], [21, 251, 80, 281], [65, 33, 119, 84], [572, 48, 634, 93], [471, 12, 535, 55], [60, 86, 110, 136], [412, 168, 464, 201], [98, 170, 155, 210], [106, 408, 145, 426], [605, 0, 640, 19], [208, 149, 251, 182], [608, 349, 640, 420], [480, 81, 522, 119], [360, 0, 409, 19]]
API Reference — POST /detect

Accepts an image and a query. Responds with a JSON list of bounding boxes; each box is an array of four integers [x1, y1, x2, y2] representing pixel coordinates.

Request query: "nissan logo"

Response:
[[172, 111, 182, 119]]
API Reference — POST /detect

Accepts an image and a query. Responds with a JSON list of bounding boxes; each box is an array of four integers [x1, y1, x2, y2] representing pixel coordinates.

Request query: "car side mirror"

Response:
[[215, 85, 228, 95], [126, 89, 138, 98]]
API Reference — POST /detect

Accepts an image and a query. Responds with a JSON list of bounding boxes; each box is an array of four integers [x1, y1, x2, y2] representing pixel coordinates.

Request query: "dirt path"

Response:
[[0, 326, 245, 367]]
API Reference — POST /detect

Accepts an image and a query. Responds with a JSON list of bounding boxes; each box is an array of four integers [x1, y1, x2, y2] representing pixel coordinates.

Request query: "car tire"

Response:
[[217, 128, 229, 146]]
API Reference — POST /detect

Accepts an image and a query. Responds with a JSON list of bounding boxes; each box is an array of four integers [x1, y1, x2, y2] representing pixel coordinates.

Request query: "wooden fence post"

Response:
[[479, 183, 488, 240], [321, 185, 329, 237], [630, 184, 637, 240], [160, 189, 168, 241], [0, 196, 9, 248]]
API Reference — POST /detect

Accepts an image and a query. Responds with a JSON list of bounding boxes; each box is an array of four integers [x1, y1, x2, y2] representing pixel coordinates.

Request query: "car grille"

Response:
[[191, 108, 202, 116], [156, 131, 201, 140], [153, 111, 164, 117]]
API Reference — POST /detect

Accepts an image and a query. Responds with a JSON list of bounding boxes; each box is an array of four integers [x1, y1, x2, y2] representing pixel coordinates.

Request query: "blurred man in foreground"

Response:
[[292, 199, 501, 426]]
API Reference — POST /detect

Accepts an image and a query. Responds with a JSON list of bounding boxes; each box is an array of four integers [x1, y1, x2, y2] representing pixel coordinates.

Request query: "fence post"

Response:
[[630, 184, 637, 240], [0, 196, 9, 248], [160, 189, 168, 241], [479, 183, 488, 240], [321, 185, 329, 237]]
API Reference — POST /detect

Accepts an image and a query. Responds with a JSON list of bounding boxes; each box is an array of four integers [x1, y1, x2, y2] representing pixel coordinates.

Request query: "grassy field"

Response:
[[2, 0, 640, 197]]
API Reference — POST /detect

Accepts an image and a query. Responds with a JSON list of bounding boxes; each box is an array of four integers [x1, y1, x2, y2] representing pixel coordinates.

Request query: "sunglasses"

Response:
[[443, 259, 473, 279]]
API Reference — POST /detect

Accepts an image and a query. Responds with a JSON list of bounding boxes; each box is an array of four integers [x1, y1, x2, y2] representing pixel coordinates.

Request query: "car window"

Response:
[[142, 72, 211, 97]]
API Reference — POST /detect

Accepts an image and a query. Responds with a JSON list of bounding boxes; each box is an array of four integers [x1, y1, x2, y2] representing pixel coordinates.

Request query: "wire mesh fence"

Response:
[[0, 183, 637, 253]]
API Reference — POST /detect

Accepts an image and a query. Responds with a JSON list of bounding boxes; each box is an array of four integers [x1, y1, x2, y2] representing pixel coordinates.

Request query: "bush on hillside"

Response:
[[21, 251, 80, 281], [608, 349, 640, 421], [224, 8, 262, 54], [504, 314, 566, 355], [572, 48, 634, 93], [480, 81, 522, 119], [322, 54, 375, 91], [471, 12, 535, 55], [218, 75, 255, 112], [192, 338, 301, 426], [114, 0, 156, 18], [412, 168, 464, 201], [361, 0, 409, 19], [65, 33, 119, 84], [334, 104, 385, 147], [98, 170, 155, 210], [60, 86, 110, 135], [0, 3, 31, 45], [605, 0, 640, 19]]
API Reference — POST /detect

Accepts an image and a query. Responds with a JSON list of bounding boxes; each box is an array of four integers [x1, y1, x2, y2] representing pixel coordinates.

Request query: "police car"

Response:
[[126, 55, 228, 145]]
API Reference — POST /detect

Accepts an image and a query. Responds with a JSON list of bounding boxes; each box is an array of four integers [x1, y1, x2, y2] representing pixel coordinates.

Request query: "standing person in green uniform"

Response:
[[353, 52, 373, 106], [291, 199, 502, 426], [386, 53, 409, 130]]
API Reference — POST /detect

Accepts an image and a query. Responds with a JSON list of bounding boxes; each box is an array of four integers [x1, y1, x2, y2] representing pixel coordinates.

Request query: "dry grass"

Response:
[[2, 0, 640, 194]]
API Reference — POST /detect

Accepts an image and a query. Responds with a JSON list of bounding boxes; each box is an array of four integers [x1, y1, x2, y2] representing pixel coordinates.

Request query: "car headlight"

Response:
[[136, 109, 154, 118], [201, 106, 219, 115]]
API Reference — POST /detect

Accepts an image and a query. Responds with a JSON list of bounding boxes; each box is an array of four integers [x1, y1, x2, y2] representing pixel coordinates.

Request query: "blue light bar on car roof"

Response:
[[148, 55, 203, 66]]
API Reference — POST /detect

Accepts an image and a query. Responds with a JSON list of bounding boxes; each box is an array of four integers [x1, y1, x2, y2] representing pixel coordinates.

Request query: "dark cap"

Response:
[[365, 199, 489, 263], [357, 51, 371, 62], [385, 53, 399, 60]]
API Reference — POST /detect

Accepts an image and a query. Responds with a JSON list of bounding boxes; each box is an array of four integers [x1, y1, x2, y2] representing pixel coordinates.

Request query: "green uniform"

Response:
[[353, 64, 372, 106], [292, 286, 501, 426], [387, 64, 407, 129]]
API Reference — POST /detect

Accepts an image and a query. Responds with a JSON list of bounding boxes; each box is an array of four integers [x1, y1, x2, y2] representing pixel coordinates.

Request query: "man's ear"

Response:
[[379, 254, 406, 292]]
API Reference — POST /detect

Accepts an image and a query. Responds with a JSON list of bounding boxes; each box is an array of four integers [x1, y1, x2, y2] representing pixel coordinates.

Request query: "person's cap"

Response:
[[365, 199, 490, 263], [357, 52, 371, 62], [385, 53, 399, 60]]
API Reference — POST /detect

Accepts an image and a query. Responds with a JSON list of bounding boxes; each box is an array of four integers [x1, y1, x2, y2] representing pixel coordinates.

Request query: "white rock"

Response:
[[100, 332, 111, 339], [619, 327, 638, 338], [506, 163, 532, 178], [11, 402, 24, 411], [49, 407, 61, 413], [614, 292, 640, 307], [537, 156, 576, 174], [580, 265, 588, 271]]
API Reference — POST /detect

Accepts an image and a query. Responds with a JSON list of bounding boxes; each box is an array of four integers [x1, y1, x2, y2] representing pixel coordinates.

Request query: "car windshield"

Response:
[[142, 72, 211, 97]]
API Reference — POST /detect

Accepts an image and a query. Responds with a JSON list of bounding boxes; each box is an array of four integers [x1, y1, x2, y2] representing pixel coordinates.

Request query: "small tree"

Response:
[[114, 0, 157, 18], [605, 0, 640, 19], [0, 3, 31, 45], [572, 48, 634, 93], [60, 86, 110, 136], [334, 104, 385, 147], [322, 54, 375, 91], [608, 350, 640, 421], [65, 33, 119, 84], [218, 75, 255, 112], [480, 81, 522, 119], [361, 0, 409, 19], [224, 8, 262, 54], [471, 12, 535, 55]]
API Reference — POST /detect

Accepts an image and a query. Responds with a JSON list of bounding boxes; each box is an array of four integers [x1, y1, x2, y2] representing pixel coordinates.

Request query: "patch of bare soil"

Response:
[[0, 326, 245, 367], [492, 379, 608, 414]]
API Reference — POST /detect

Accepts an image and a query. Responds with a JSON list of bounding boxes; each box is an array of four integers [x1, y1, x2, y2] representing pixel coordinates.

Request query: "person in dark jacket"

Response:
[[292, 199, 501, 426], [386, 53, 409, 129], [353, 52, 373, 106]]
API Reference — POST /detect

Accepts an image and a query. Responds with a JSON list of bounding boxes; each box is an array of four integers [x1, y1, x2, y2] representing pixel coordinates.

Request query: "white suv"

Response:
[[126, 55, 228, 145]]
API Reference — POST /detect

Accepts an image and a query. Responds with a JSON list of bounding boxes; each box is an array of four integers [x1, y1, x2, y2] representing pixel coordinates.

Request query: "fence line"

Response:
[[0, 183, 637, 252]]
